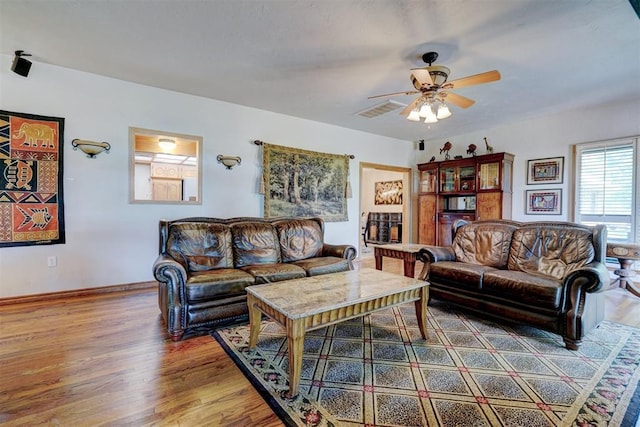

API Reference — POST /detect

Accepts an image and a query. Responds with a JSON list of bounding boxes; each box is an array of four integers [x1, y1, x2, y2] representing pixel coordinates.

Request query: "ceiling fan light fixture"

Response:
[[437, 102, 452, 119], [424, 108, 438, 123], [407, 109, 421, 121], [418, 103, 433, 118]]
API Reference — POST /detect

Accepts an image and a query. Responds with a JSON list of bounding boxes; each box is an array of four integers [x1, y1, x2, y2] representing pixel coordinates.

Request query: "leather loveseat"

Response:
[[153, 216, 357, 341], [417, 219, 609, 350]]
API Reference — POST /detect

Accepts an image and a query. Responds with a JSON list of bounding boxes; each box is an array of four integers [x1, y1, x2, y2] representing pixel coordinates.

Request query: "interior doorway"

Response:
[[358, 162, 412, 259]]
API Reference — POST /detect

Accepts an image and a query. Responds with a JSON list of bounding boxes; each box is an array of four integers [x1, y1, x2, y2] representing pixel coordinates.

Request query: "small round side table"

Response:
[[606, 243, 640, 297]]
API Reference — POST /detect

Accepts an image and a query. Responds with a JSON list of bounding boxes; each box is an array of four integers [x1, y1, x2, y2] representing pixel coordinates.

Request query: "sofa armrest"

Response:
[[417, 246, 456, 264], [562, 261, 610, 349], [416, 246, 455, 280], [153, 254, 189, 339], [564, 261, 610, 294], [322, 243, 357, 261]]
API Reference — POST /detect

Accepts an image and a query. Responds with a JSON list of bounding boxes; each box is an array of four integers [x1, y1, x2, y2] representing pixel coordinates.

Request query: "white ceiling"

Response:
[[1, 0, 639, 143]]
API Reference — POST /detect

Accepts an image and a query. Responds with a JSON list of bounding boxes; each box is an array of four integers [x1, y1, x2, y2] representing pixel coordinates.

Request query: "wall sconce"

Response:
[[217, 155, 241, 170], [72, 139, 111, 158]]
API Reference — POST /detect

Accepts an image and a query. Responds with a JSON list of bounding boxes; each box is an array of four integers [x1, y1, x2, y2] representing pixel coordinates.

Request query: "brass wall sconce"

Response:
[[72, 139, 111, 158], [217, 155, 241, 170]]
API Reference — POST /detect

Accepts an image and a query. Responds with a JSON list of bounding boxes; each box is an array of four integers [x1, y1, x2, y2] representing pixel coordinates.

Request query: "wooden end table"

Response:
[[607, 243, 640, 297], [246, 268, 429, 397], [374, 243, 429, 278]]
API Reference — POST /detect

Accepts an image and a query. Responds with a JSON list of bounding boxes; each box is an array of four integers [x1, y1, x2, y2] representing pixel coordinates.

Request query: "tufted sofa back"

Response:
[[274, 218, 324, 262], [508, 223, 598, 280], [452, 220, 519, 268], [451, 219, 606, 280], [165, 221, 234, 271], [159, 216, 326, 273]]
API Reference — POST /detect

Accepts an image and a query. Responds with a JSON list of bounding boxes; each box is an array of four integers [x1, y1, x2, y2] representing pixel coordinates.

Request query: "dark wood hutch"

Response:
[[417, 152, 514, 246]]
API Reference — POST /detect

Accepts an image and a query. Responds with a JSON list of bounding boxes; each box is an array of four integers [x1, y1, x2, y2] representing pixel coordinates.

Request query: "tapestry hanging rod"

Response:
[[253, 139, 355, 159]]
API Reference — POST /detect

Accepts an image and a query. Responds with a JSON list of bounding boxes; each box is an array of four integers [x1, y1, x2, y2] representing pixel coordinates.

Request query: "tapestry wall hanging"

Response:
[[374, 179, 403, 205], [0, 110, 65, 247], [262, 142, 349, 222]]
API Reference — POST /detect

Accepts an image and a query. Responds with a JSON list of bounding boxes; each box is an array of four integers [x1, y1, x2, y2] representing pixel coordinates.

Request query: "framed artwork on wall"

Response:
[[374, 180, 403, 205], [525, 189, 562, 215], [526, 156, 564, 185]]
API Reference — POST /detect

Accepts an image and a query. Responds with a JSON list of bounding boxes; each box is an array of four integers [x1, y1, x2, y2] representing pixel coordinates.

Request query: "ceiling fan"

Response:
[[368, 52, 501, 123]]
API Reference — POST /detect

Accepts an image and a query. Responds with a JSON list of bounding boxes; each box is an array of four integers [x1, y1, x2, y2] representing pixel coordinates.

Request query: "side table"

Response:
[[606, 243, 640, 297], [374, 243, 428, 278]]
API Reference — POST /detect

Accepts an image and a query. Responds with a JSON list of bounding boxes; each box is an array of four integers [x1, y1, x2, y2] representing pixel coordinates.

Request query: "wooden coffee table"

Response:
[[374, 243, 429, 277], [246, 268, 429, 397]]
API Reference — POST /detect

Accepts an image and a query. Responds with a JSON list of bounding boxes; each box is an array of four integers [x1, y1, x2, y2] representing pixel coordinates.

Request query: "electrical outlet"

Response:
[[47, 256, 57, 267]]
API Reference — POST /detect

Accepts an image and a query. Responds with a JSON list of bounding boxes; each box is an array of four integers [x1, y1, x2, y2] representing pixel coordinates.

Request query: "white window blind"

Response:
[[574, 137, 638, 243]]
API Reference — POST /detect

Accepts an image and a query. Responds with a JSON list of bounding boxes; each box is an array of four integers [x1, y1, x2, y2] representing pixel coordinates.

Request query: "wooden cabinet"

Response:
[[152, 178, 183, 201], [438, 212, 475, 247], [148, 163, 198, 202], [417, 152, 514, 245], [439, 159, 476, 193], [417, 163, 438, 245], [418, 194, 437, 245]]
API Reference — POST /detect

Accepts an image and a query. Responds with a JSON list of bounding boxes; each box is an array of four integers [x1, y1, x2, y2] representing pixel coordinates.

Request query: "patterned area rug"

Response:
[[212, 301, 640, 426]]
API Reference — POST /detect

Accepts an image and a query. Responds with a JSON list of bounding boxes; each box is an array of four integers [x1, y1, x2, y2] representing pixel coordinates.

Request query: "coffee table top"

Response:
[[246, 268, 426, 318]]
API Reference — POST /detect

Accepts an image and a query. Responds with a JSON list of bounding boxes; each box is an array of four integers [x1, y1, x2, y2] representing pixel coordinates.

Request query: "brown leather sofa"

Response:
[[153, 216, 357, 340], [417, 219, 609, 350]]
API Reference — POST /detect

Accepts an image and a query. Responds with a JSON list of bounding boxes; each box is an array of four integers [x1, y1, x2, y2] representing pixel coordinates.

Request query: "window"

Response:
[[574, 137, 638, 244]]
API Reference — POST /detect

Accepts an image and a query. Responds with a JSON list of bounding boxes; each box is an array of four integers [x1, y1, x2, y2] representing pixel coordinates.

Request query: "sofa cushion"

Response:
[[508, 225, 595, 280], [240, 263, 307, 284], [429, 261, 498, 290], [167, 222, 234, 272], [452, 223, 517, 268], [292, 256, 351, 276], [231, 222, 281, 267], [482, 270, 563, 310], [275, 218, 324, 262], [186, 268, 255, 302]]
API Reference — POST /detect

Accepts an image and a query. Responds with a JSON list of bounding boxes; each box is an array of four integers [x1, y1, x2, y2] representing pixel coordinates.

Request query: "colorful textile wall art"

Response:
[[0, 110, 65, 247], [262, 142, 349, 222]]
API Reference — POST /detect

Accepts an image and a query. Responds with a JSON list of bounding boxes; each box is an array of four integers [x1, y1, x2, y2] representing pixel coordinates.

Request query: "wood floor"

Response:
[[1, 257, 638, 426]]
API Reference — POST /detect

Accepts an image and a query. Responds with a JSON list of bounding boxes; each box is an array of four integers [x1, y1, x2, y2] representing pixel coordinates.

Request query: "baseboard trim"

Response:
[[0, 281, 157, 306]]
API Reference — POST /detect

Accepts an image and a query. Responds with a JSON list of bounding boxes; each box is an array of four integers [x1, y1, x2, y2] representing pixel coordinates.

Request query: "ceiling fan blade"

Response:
[[445, 70, 501, 89], [410, 69, 433, 89], [400, 96, 422, 116], [442, 91, 475, 109], [368, 90, 419, 100]]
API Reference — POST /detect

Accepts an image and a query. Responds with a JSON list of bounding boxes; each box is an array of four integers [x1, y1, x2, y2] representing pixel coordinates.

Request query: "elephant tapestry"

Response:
[[0, 110, 65, 247], [262, 143, 348, 222]]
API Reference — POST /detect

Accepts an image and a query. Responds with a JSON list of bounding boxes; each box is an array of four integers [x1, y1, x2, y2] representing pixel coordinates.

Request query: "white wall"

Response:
[[0, 56, 414, 298], [418, 98, 640, 222]]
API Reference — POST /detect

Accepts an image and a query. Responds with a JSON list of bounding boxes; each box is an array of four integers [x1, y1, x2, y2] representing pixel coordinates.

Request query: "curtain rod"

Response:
[[253, 139, 354, 159]]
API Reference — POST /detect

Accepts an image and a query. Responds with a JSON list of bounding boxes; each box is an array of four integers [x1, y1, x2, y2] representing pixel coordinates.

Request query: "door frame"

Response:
[[358, 162, 413, 259]]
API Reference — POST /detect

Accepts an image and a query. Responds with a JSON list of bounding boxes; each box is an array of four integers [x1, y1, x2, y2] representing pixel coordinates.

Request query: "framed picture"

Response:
[[527, 156, 564, 185], [526, 189, 562, 215], [374, 180, 403, 205]]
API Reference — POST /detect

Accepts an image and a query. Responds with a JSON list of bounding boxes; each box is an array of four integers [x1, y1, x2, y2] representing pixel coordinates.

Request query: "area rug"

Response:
[[212, 301, 640, 426]]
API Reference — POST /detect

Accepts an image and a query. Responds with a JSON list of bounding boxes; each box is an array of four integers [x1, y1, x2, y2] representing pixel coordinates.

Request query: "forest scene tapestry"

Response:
[[262, 143, 348, 222], [0, 110, 65, 247]]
